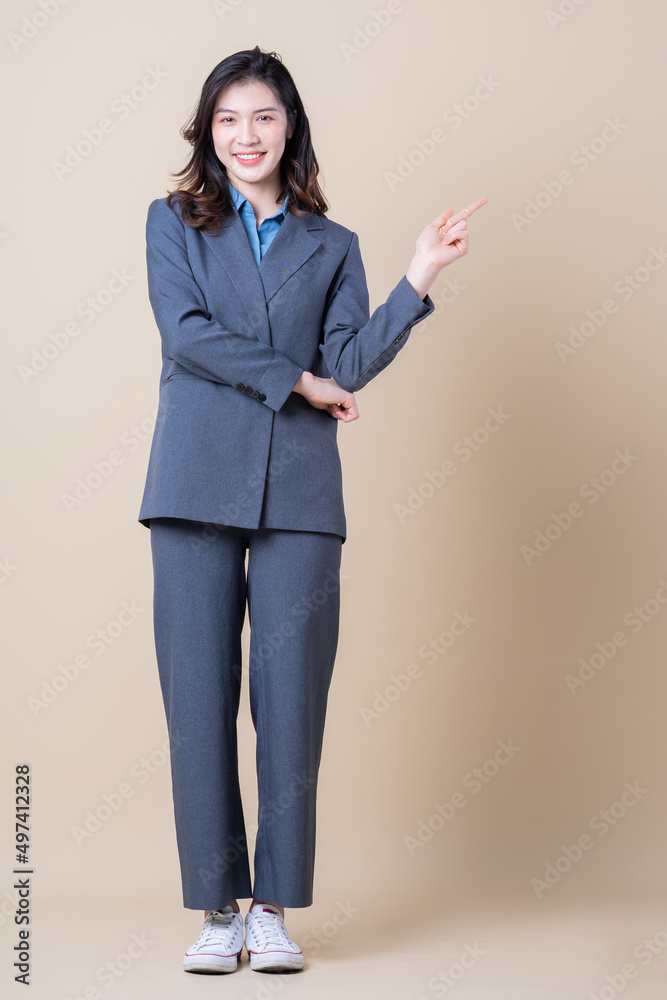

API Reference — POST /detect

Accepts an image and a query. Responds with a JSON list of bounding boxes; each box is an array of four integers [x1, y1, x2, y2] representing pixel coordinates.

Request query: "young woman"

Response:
[[138, 45, 487, 976]]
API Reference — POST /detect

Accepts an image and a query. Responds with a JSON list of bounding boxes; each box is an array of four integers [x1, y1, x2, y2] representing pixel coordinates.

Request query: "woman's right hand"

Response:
[[293, 371, 359, 422]]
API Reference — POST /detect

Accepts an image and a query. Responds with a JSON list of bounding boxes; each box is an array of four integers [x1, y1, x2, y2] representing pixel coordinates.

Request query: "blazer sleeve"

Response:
[[145, 198, 305, 413], [318, 231, 436, 393]]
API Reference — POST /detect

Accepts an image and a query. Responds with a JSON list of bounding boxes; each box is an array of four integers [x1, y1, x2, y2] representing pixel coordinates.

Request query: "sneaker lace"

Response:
[[251, 910, 291, 949], [196, 910, 237, 949]]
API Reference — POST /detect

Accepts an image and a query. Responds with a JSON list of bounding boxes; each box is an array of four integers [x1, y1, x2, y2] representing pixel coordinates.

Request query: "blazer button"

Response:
[[236, 382, 245, 390], [251, 390, 259, 399], [259, 393, 266, 401]]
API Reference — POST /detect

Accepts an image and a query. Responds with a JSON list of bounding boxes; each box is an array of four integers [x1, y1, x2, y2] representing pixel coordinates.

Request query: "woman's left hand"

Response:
[[406, 197, 489, 299], [418, 197, 489, 270]]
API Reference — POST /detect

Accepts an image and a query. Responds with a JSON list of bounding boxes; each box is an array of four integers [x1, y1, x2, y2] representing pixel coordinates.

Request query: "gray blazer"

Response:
[[137, 195, 435, 542]]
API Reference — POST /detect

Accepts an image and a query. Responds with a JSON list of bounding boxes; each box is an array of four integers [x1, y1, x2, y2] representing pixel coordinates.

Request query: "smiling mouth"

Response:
[[233, 152, 266, 161]]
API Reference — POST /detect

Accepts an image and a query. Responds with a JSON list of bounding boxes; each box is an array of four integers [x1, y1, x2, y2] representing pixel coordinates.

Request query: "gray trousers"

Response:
[[149, 517, 342, 910]]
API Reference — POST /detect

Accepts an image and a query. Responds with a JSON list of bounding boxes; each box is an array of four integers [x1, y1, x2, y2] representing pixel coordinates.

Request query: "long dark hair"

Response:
[[165, 45, 328, 232]]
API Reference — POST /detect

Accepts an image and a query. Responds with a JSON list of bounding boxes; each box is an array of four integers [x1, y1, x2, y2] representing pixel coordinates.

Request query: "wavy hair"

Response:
[[165, 45, 328, 232]]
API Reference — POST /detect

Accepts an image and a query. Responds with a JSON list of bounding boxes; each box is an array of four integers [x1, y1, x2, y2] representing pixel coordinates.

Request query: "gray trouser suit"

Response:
[[149, 515, 342, 910], [139, 189, 435, 910]]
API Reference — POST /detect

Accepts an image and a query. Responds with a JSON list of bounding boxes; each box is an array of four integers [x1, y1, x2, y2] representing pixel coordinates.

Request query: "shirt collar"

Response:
[[227, 178, 289, 219]]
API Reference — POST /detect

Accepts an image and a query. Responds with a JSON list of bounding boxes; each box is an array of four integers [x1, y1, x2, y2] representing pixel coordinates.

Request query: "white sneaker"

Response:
[[244, 902, 304, 972], [183, 906, 244, 973]]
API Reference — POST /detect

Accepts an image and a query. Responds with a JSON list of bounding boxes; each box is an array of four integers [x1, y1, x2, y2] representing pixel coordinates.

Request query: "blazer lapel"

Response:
[[201, 208, 324, 346], [258, 209, 323, 304]]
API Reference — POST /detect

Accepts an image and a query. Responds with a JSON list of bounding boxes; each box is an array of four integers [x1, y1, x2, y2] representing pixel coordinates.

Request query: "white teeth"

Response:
[[236, 153, 263, 160]]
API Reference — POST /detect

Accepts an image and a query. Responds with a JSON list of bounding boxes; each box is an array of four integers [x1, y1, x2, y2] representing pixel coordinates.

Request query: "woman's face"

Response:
[[211, 79, 293, 193]]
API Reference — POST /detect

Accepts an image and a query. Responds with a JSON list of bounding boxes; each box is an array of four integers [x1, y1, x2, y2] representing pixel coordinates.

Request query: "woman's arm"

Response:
[[316, 198, 488, 394], [315, 232, 434, 395]]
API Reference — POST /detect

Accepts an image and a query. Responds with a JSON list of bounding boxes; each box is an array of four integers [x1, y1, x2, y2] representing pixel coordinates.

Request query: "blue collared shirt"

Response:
[[227, 179, 289, 266]]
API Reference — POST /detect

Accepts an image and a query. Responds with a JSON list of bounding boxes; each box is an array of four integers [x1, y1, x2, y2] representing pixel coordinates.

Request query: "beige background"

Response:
[[3, 0, 667, 996]]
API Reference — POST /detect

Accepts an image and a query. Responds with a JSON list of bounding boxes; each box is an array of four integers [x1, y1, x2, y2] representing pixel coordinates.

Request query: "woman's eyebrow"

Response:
[[214, 106, 280, 114]]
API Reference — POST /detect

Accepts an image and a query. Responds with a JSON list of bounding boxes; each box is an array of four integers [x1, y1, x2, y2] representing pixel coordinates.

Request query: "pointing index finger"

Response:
[[444, 197, 489, 227]]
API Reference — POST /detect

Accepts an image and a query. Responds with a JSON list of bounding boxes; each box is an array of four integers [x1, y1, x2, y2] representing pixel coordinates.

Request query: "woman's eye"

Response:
[[217, 116, 273, 123]]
